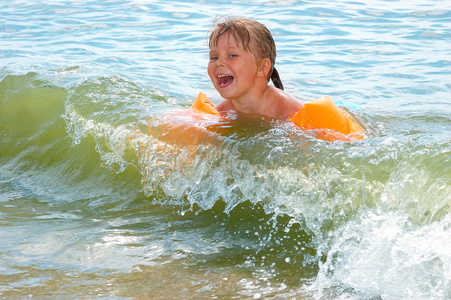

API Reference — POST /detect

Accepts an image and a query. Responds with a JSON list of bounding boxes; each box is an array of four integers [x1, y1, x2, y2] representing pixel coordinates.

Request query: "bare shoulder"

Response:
[[216, 99, 235, 114], [269, 87, 303, 118]]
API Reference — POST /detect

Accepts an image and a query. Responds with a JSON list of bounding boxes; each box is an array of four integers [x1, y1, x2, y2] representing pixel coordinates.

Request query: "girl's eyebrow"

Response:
[[210, 40, 240, 50], [209, 47, 239, 55]]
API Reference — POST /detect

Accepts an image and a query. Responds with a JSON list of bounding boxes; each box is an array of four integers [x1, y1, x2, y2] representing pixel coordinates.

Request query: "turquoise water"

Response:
[[1, 0, 450, 299]]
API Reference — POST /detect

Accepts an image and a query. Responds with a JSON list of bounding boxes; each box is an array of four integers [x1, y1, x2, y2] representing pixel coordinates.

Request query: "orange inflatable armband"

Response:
[[190, 92, 220, 116], [189, 93, 364, 142], [290, 96, 364, 142]]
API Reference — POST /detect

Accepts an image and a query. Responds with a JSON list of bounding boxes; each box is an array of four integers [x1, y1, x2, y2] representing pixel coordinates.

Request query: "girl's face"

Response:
[[208, 32, 259, 100]]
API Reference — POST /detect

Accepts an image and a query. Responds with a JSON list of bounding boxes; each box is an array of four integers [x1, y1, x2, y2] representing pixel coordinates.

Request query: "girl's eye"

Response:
[[210, 56, 218, 60], [229, 54, 237, 58]]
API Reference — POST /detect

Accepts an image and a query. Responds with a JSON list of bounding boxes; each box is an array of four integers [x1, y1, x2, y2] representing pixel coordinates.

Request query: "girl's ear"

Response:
[[257, 58, 271, 78]]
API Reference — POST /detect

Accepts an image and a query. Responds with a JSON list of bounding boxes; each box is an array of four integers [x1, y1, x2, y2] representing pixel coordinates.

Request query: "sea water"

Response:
[[1, 0, 450, 299]]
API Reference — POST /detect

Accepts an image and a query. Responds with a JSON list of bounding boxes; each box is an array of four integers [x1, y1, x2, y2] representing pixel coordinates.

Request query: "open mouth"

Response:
[[217, 74, 234, 88]]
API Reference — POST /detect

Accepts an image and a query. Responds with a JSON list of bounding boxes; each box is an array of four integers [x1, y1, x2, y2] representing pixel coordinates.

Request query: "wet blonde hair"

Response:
[[208, 16, 284, 90]]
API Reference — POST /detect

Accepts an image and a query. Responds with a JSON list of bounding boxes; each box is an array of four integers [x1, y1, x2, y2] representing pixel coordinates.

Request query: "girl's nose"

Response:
[[216, 58, 225, 68]]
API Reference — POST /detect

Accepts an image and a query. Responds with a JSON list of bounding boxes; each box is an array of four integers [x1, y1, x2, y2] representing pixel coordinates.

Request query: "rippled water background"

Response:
[[1, 0, 450, 299]]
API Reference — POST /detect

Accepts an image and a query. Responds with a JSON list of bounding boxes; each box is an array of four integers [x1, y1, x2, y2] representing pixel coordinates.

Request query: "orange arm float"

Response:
[[290, 96, 365, 142], [190, 92, 220, 116], [147, 92, 222, 146], [190, 93, 364, 142]]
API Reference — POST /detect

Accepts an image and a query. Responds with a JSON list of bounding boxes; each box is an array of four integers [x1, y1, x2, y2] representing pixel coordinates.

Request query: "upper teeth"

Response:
[[218, 75, 229, 78]]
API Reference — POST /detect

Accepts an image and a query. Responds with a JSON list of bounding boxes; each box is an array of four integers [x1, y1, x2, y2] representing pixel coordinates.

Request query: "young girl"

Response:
[[159, 16, 364, 144], [140, 16, 362, 160], [207, 17, 303, 119]]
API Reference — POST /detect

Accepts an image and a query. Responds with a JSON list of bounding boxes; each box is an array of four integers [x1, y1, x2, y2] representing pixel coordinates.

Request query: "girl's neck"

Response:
[[230, 86, 277, 117]]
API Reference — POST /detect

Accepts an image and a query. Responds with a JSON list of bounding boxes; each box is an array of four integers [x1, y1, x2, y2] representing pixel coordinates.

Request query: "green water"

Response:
[[1, 71, 450, 298]]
